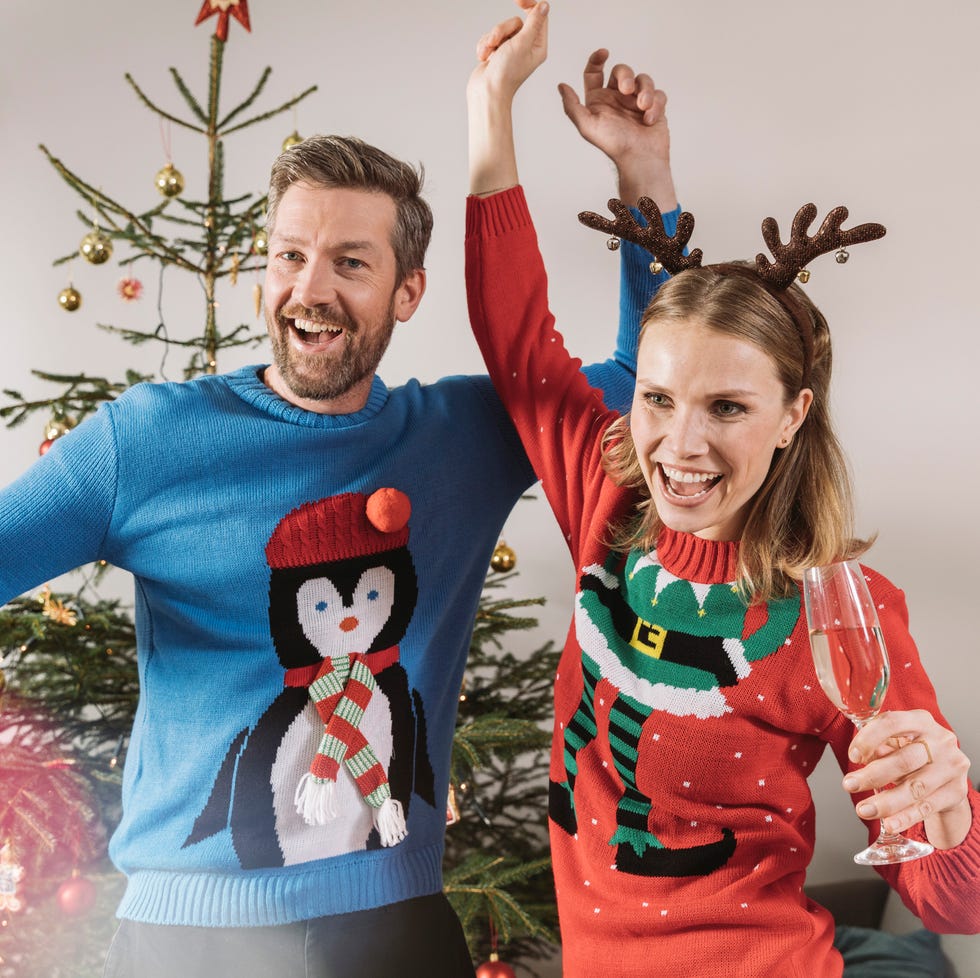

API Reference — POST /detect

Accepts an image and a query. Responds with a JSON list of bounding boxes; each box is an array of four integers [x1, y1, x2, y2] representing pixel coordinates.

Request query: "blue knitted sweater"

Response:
[[0, 206, 670, 927]]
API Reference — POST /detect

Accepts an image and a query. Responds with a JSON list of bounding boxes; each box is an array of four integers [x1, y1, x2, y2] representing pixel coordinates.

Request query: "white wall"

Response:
[[2, 0, 977, 967]]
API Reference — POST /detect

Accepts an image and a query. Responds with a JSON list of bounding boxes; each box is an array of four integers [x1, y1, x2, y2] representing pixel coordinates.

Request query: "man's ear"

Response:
[[393, 268, 426, 323]]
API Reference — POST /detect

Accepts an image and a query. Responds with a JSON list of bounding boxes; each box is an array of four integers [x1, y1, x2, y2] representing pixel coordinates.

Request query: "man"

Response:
[[0, 30, 677, 978]]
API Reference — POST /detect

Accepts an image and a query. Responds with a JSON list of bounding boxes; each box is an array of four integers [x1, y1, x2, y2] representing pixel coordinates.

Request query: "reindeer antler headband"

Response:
[[578, 199, 886, 388]]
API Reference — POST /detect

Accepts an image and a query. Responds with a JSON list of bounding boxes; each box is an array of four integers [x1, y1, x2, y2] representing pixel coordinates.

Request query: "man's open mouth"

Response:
[[291, 318, 345, 348]]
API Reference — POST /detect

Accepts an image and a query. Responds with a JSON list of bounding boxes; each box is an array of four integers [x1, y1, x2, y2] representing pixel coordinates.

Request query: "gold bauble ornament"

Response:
[[79, 229, 112, 265], [155, 162, 185, 198], [58, 286, 82, 312], [282, 130, 304, 151], [252, 228, 269, 256], [490, 540, 517, 573], [44, 416, 76, 441]]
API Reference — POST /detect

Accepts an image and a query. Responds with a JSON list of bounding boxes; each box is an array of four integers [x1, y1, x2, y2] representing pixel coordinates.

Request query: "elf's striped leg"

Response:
[[549, 658, 599, 837], [606, 694, 737, 878], [607, 694, 663, 858]]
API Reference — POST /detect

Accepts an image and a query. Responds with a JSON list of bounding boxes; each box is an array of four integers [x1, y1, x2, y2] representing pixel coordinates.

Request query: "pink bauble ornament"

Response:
[[56, 874, 96, 916]]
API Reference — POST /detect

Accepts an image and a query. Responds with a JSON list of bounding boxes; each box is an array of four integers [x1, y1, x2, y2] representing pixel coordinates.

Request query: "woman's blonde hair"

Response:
[[602, 265, 872, 603]]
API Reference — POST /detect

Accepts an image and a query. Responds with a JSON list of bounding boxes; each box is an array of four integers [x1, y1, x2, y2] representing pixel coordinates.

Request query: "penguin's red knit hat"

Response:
[[265, 488, 412, 569]]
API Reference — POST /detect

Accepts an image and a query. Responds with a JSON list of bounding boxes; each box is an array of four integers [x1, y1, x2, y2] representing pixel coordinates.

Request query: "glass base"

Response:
[[854, 835, 934, 866]]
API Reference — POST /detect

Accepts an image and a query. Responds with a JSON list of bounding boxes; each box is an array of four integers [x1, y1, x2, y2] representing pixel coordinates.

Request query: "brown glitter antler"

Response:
[[755, 204, 886, 288], [578, 197, 703, 275]]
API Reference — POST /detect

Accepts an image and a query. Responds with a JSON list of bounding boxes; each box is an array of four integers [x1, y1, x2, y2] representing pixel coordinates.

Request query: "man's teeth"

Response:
[[295, 319, 342, 335], [662, 465, 719, 484]]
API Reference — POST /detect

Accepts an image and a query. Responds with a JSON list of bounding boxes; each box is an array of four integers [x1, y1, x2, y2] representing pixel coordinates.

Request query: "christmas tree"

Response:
[[0, 5, 558, 975]]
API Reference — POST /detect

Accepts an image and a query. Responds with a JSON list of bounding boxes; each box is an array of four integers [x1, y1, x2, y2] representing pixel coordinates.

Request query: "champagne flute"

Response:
[[803, 559, 933, 865]]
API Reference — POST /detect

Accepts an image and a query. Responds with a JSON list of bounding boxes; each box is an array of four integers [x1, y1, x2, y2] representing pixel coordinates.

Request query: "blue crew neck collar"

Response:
[[223, 365, 390, 428]]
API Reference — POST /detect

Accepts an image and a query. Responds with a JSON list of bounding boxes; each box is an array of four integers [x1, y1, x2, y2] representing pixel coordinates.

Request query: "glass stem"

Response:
[[853, 717, 905, 843]]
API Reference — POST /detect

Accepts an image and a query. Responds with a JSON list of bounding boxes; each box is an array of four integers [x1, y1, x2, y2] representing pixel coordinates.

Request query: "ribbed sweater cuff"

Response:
[[465, 185, 531, 238]]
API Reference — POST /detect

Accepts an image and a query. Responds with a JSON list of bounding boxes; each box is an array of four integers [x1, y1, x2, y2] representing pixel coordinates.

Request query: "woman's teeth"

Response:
[[662, 465, 719, 484], [660, 464, 721, 498]]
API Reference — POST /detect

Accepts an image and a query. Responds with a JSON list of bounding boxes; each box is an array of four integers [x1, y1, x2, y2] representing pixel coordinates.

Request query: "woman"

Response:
[[465, 4, 979, 976]]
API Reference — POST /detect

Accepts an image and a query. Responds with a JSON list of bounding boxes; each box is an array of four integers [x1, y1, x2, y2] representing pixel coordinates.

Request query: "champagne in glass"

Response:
[[803, 560, 933, 865]]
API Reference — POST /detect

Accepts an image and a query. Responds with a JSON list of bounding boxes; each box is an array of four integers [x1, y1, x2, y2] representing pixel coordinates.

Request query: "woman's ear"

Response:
[[780, 388, 813, 447]]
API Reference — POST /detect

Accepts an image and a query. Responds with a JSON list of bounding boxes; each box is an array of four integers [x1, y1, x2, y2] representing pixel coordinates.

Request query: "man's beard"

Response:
[[267, 298, 396, 402]]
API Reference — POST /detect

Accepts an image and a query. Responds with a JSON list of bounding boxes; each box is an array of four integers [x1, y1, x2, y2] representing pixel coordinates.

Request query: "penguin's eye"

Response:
[[315, 600, 328, 612], [367, 590, 379, 601]]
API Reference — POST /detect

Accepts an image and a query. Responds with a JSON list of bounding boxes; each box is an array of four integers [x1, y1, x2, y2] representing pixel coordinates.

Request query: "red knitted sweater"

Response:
[[465, 187, 980, 978]]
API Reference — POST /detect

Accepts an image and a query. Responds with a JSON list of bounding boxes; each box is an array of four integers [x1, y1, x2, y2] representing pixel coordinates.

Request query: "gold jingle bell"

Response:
[[58, 286, 82, 312], [45, 416, 76, 441], [252, 228, 269, 256], [490, 541, 517, 573], [155, 162, 185, 198], [79, 229, 113, 265], [282, 130, 304, 152], [796, 268, 811, 284]]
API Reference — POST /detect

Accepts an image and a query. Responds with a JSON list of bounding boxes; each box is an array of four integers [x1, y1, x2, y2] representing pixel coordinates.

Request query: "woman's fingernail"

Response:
[[856, 800, 877, 818], [842, 776, 859, 792]]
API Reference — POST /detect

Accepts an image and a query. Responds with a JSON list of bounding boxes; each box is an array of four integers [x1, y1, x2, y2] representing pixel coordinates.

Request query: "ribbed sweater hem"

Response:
[[116, 842, 444, 926]]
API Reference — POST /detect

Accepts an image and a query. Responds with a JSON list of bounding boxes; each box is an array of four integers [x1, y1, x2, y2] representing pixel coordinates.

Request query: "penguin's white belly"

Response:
[[271, 693, 394, 864]]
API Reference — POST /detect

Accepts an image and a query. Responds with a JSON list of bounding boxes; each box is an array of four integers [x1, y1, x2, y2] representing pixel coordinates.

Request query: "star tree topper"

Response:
[[194, 0, 251, 42]]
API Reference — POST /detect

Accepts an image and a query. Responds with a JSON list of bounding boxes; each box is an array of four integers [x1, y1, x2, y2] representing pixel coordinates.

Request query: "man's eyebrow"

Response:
[[274, 234, 381, 254]]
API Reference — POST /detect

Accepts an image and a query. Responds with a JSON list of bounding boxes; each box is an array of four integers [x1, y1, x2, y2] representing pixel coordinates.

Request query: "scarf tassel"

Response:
[[374, 796, 407, 847], [294, 774, 407, 846], [294, 772, 337, 826]]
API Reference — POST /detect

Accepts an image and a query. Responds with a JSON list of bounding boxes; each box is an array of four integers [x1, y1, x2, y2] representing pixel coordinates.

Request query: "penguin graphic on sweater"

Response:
[[183, 488, 436, 869]]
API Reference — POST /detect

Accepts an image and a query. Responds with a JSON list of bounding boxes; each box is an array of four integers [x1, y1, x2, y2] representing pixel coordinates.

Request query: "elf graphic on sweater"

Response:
[[552, 548, 799, 877], [183, 488, 435, 869]]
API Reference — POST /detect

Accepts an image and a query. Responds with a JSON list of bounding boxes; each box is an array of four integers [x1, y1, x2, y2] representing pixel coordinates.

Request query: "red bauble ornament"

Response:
[[39, 439, 54, 456], [476, 956, 517, 978], [56, 873, 97, 916]]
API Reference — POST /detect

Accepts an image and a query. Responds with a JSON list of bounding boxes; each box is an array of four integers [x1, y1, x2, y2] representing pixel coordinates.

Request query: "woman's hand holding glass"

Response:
[[843, 706, 973, 853], [804, 560, 933, 864]]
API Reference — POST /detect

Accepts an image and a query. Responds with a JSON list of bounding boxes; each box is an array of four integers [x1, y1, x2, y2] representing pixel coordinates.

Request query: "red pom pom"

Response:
[[476, 958, 517, 978], [56, 874, 97, 916], [365, 487, 411, 534]]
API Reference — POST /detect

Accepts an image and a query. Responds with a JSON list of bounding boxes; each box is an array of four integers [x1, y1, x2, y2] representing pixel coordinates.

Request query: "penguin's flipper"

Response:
[[411, 688, 436, 806], [182, 727, 249, 847]]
